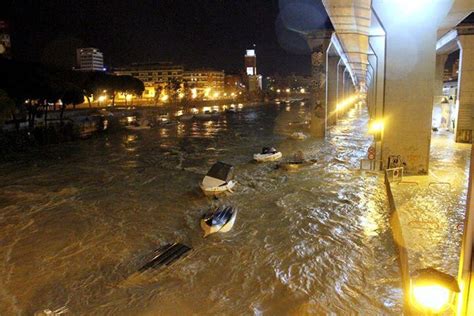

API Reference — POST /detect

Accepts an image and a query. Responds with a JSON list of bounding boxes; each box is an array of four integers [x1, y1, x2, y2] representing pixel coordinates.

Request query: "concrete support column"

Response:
[[455, 27, 474, 143], [367, 57, 376, 118], [336, 61, 345, 121], [370, 35, 386, 122], [433, 54, 449, 130], [326, 54, 340, 126], [343, 69, 350, 100], [307, 30, 332, 138], [373, 0, 453, 174]]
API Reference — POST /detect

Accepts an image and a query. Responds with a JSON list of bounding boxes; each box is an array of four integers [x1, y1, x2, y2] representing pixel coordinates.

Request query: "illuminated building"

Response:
[[225, 73, 245, 95], [183, 69, 225, 96], [75, 48, 105, 72], [114, 62, 184, 95], [0, 20, 12, 59]]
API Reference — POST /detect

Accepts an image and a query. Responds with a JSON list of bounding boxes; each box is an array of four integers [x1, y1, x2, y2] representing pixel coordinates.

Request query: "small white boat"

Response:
[[253, 147, 282, 162], [200, 206, 238, 237], [200, 162, 236, 196], [290, 132, 307, 140]]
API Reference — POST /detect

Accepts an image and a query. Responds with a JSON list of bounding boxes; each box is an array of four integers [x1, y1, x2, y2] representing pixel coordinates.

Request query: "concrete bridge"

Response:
[[307, 0, 473, 174], [306, 1, 474, 314]]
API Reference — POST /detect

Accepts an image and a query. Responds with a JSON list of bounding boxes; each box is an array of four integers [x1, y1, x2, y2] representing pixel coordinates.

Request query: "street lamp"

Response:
[[410, 267, 460, 314], [368, 119, 384, 142]]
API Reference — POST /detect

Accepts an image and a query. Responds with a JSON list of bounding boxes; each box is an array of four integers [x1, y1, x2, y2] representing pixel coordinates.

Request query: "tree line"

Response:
[[0, 57, 144, 130]]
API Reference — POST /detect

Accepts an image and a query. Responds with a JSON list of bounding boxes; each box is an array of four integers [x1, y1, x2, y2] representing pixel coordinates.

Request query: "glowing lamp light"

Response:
[[125, 94, 132, 102], [369, 120, 384, 134], [98, 95, 106, 102], [276, 89, 281, 93], [178, 92, 185, 99], [300, 88, 306, 94], [285, 88, 290, 93], [410, 268, 459, 314], [161, 94, 169, 102], [336, 95, 358, 111]]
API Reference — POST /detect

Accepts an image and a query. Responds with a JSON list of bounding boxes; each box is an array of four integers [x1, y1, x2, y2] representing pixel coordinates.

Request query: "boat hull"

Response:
[[200, 180, 236, 196], [200, 209, 237, 236], [253, 152, 282, 162]]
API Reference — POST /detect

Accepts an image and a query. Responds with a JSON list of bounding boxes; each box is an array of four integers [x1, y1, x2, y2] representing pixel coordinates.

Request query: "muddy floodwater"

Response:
[[0, 102, 402, 315]]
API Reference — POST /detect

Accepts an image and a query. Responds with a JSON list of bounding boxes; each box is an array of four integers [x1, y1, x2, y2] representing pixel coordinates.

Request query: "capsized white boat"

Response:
[[253, 147, 282, 162], [290, 132, 307, 140], [200, 162, 236, 196], [200, 205, 238, 237]]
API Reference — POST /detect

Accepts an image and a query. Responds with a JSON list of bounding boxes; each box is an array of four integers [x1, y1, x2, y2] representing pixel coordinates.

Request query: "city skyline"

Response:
[[1, 0, 332, 76]]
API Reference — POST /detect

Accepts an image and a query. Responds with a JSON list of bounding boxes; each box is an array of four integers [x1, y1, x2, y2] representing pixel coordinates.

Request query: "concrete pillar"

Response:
[[337, 61, 345, 101], [343, 69, 350, 100], [336, 61, 345, 121], [370, 36, 386, 122], [307, 30, 332, 137], [367, 58, 376, 118], [455, 27, 474, 143], [326, 54, 340, 126], [433, 54, 449, 130], [372, 0, 453, 174]]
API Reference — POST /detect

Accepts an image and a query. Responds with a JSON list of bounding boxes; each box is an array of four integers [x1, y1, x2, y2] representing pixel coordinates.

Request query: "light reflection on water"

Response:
[[0, 103, 402, 315]]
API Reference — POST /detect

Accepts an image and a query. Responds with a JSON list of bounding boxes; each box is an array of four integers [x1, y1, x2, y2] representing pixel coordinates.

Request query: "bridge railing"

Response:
[[384, 168, 414, 315]]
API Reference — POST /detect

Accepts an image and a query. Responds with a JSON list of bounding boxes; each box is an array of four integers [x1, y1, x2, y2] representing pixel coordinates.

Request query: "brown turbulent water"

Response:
[[0, 102, 402, 315]]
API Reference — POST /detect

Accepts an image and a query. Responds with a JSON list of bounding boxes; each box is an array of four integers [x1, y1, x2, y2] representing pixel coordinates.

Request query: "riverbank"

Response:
[[1, 99, 295, 157]]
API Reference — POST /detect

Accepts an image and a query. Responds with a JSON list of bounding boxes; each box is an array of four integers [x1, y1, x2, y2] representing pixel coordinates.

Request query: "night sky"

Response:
[[2, 0, 332, 76]]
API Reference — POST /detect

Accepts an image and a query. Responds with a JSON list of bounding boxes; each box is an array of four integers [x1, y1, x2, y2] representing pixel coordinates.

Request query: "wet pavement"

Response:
[[390, 130, 470, 315]]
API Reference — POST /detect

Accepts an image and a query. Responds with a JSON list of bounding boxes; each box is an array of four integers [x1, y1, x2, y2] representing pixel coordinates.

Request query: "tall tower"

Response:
[[0, 20, 12, 59], [244, 48, 262, 93], [244, 49, 257, 76]]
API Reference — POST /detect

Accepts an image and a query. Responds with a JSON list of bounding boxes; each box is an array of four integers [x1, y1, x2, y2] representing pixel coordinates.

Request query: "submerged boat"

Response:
[[200, 205, 238, 237], [290, 132, 307, 140], [278, 151, 317, 171], [138, 243, 192, 272], [200, 162, 236, 196], [278, 160, 317, 171], [253, 147, 282, 162]]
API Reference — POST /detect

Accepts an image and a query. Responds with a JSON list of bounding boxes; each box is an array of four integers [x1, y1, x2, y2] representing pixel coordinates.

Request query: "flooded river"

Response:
[[0, 102, 402, 315]]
